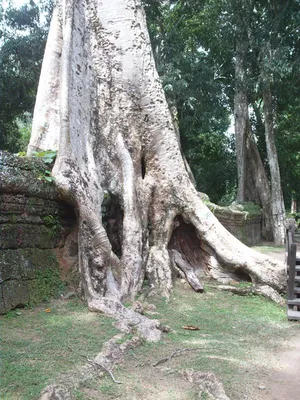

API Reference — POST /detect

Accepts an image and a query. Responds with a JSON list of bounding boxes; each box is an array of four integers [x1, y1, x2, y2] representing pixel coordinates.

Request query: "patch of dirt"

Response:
[[79, 345, 197, 399], [253, 247, 300, 400], [80, 366, 194, 399], [266, 251, 285, 263], [253, 335, 300, 400]]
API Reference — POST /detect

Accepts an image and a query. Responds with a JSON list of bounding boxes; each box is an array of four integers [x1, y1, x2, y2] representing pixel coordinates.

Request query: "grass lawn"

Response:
[[251, 244, 285, 253], [0, 298, 118, 400], [1, 280, 300, 400]]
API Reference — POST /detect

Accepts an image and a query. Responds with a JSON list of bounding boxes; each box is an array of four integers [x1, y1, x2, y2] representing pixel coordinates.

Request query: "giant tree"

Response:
[[28, 0, 285, 341]]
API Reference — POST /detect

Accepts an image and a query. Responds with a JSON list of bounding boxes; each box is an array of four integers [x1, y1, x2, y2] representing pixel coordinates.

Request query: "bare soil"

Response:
[[252, 247, 300, 400], [258, 336, 300, 400]]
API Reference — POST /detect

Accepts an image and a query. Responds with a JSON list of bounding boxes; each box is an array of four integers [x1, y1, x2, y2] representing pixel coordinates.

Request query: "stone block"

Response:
[[0, 224, 58, 249], [2, 280, 29, 311]]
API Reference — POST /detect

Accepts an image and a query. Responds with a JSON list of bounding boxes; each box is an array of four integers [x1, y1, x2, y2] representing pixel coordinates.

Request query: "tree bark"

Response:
[[27, 0, 285, 340], [262, 78, 285, 244], [234, 38, 248, 203], [246, 137, 273, 240], [291, 198, 297, 214], [234, 36, 273, 240]]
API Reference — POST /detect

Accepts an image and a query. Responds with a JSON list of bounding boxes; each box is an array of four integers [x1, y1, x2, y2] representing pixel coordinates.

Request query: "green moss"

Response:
[[233, 201, 261, 216], [27, 257, 65, 305]]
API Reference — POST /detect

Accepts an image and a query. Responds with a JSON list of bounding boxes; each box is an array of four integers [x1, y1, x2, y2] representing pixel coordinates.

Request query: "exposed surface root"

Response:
[[39, 333, 141, 400], [181, 369, 230, 400], [153, 347, 214, 367], [88, 297, 162, 342], [213, 284, 285, 305]]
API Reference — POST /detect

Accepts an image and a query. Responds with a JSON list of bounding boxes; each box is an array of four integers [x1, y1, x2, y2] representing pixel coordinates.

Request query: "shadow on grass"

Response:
[[1, 298, 118, 400]]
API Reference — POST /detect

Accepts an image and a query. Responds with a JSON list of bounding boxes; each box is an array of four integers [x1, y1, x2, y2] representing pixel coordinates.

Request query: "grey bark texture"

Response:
[[234, 37, 273, 240], [28, 0, 285, 340], [262, 78, 285, 245], [234, 38, 248, 203]]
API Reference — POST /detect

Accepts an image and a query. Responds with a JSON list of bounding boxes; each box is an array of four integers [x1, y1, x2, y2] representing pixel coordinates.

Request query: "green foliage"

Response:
[[16, 113, 32, 151], [43, 213, 63, 238], [33, 150, 57, 182], [144, 0, 236, 204], [17, 150, 57, 182], [0, 1, 50, 152], [144, 0, 300, 207], [32, 150, 57, 164], [37, 169, 55, 183]]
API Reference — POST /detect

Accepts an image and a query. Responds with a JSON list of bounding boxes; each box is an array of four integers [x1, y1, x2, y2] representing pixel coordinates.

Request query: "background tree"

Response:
[[144, 0, 237, 204], [0, 0, 50, 151], [146, 0, 300, 243]]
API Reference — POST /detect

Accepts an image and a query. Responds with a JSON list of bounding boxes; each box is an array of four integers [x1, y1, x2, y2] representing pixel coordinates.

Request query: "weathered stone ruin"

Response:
[[0, 151, 262, 313], [0, 152, 77, 313]]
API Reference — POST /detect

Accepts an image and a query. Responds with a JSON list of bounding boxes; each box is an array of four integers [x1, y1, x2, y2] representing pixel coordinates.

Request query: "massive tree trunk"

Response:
[[27, 0, 285, 340]]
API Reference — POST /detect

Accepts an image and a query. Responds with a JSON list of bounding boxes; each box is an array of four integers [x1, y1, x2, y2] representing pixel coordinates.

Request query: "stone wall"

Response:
[[0, 152, 77, 314], [208, 202, 262, 246]]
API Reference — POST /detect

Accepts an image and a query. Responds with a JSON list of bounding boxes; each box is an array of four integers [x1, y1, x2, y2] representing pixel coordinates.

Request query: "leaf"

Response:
[[182, 325, 200, 331], [42, 158, 54, 164], [44, 176, 55, 182]]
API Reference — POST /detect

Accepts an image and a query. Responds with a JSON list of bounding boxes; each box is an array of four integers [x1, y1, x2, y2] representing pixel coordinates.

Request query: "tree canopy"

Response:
[[2, 0, 300, 211], [0, 0, 50, 151]]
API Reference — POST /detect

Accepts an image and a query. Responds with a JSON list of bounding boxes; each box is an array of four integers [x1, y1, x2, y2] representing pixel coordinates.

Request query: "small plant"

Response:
[[38, 169, 55, 183], [17, 150, 57, 164], [32, 150, 57, 164], [17, 150, 57, 183], [43, 214, 63, 238]]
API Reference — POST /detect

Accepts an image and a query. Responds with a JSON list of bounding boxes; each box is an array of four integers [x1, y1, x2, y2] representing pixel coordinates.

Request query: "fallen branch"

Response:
[[213, 284, 285, 305], [170, 249, 204, 292], [153, 347, 217, 367], [87, 358, 122, 384]]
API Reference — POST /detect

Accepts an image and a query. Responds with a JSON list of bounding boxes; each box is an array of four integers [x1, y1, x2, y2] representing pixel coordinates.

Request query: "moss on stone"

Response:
[[27, 261, 65, 305], [0, 249, 65, 312], [207, 201, 261, 220], [0, 151, 58, 199]]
